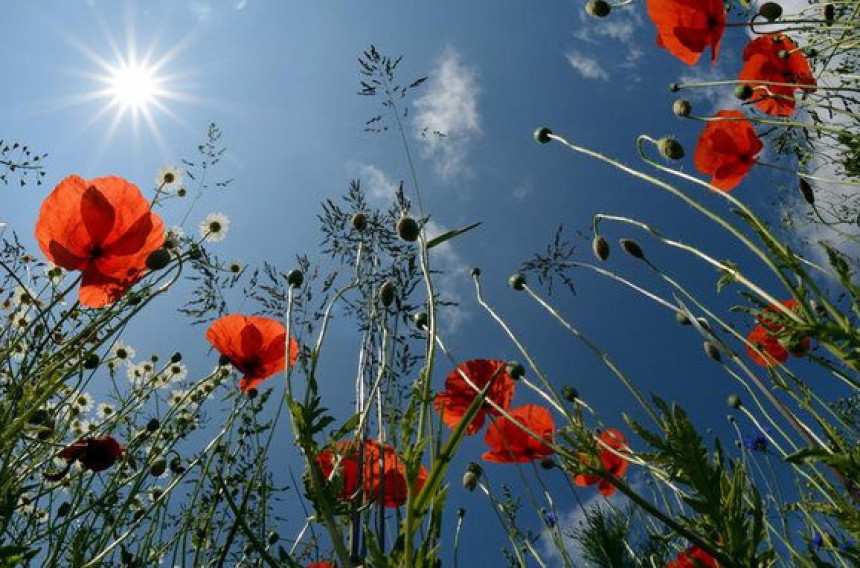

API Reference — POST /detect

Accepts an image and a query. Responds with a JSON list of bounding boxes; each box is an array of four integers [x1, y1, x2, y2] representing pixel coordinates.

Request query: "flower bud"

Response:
[[57, 502, 71, 517], [674, 311, 691, 325], [758, 2, 783, 21], [657, 137, 685, 161], [561, 385, 579, 402], [397, 215, 420, 242], [413, 311, 428, 330], [585, 0, 611, 18], [470, 267, 481, 277], [351, 212, 368, 232], [219, 354, 231, 366], [592, 235, 610, 261], [268, 531, 279, 545], [799, 178, 814, 205], [533, 127, 553, 144], [149, 458, 167, 477], [734, 84, 753, 101], [619, 239, 644, 259], [287, 269, 304, 288], [727, 394, 742, 409], [672, 99, 691, 118], [170, 457, 186, 475], [146, 248, 171, 271], [506, 361, 525, 381], [83, 353, 100, 370], [508, 273, 526, 291], [379, 280, 396, 307], [171, 352, 182, 363], [824, 3, 835, 26], [462, 462, 483, 491], [704, 341, 721, 362], [146, 418, 161, 432]]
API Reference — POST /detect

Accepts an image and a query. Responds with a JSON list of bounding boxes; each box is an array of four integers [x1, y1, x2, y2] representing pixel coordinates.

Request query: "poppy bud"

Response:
[[727, 394, 742, 409], [704, 341, 721, 362], [470, 267, 481, 277], [397, 215, 420, 242], [218, 354, 231, 366], [379, 280, 396, 307], [508, 273, 526, 291], [758, 2, 783, 21], [585, 0, 611, 18], [146, 248, 171, 271], [672, 99, 692, 118], [149, 458, 167, 477], [457, 507, 466, 518], [462, 470, 478, 492], [657, 137, 685, 161], [247, 388, 258, 399], [824, 3, 835, 25], [287, 269, 304, 288], [619, 239, 644, 259], [540, 457, 556, 469], [668, 83, 681, 92], [533, 127, 553, 144], [674, 311, 691, 325], [177, 187, 187, 197], [170, 457, 186, 475], [171, 352, 182, 363], [561, 385, 579, 402], [351, 212, 368, 232], [592, 235, 610, 261], [799, 178, 815, 205], [83, 353, 100, 370], [506, 361, 525, 381], [57, 502, 71, 517], [696, 317, 711, 332], [413, 311, 428, 330], [734, 84, 753, 100], [146, 418, 161, 432]]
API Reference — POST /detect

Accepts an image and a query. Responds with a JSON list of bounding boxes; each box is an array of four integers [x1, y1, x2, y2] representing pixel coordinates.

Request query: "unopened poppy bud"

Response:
[[508, 273, 526, 291], [696, 317, 711, 332], [287, 269, 304, 288], [533, 127, 553, 144], [561, 385, 579, 402], [592, 235, 610, 261], [267, 531, 279, 545], [146, 418, 160, 432], [734, 84, 753, 100], [171, 352, 182, 363], [146, 248, 171, 271], [675, 311, 691, 325], [540, 457, 556, 469], [758, 2, 783, 21], [462, 470, 478, 491], [379, 280, 395, 307], [351, 212, 368, 232], [218, 354, 231, 366], [177, 187, 187, 197], [470, 267, 481, 277], [247, 388, 258, 399], [657, 137, 685, 161], [149, 458, 167, 477], [57, 502, 71, 517], [672, 99, 692, 118], [799, 178, 814, 205], [668, 83, 681, 92], [704, 341, 721, 362], [727, 394, 742, 409], [619, 238, 644, 259], [413, 311, 428, 329], [457, 507, 466, 518], [824, 3, 835, 25], [506, 361, 525, 380], [397, 215, 420, 242], [585, 0, 611, 18], [83, 353, 100, 370]]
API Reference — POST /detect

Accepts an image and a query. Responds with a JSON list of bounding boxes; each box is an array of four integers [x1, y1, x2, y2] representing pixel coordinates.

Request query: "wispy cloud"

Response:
[[355, 163, 399, 202], [568, 8, 644, 82], [413, 47, 481, 181], [424, 219, 472, 333], [565, 50, 609, 81]]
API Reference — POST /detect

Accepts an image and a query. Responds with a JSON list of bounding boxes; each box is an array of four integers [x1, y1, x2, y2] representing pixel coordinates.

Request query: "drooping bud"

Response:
[[397, 215, 420, 242], [508, 273, 526, 291], [462, 462, 483, 491], [674, 311, 691, 325], [734, 84, 754, 100], [413, 311, 428, 330], [799, 178, 815, 205], [379, 280, 396, 307], [287, 269, 304, 288], [561, 385, 579, 402], [727, 394, 742, 409], [585, 0, 611, 18], [506, 361, 525, 381], [657, 137, 685, 161], [592, 235, 610, 261], [672, 99, 692, 118], [704, 341, 721, 362], [758, 2, 783, 21], [619, 239, 644, 259], [146, 249, 172, 271], [533, 127, 553, 144], [351, 212, 368, 232]]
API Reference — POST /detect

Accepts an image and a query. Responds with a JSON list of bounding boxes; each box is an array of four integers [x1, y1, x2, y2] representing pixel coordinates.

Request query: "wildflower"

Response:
[[482, 405, 555, 463], [34, 175, 165, 308], [166, 361, 188, 383], [58, 435, 124, 472], [96, 403, 115, 420], [307, 563, 336, 568], [667, 544, 720, 567], [199, 212, 230, 243], [163, 226, 185, 250], [646, 0, 726, 65], [434, 359, 516, 435], [205, 314, 299, 393], [573, 428, 630, 497], [812, 532, 824, 548], [127, 361, 153, 387], [155, 165, 182, 188], [746, 300, 809, 367], [739, 34, 816, 117], [745, 430, 769, 452], [73, 392, 94, 414], [44, 264, 65, 285], [694, 110, 763, 191], [112, 340, 136, 364], [168, 389, 191, 409]]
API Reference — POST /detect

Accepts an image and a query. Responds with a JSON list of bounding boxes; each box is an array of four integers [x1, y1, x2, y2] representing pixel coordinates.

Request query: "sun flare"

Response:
[[107, 61, 160, 111]]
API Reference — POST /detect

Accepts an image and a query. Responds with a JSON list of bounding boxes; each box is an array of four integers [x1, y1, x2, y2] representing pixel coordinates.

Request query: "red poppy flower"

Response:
[[205, 314, 299, 392], [434, 359, 516, 435], [59, 435, 124, 472], [739, 34, 816, 117], [746, 300, 809, 367], [317, 439, 428, 508], [666, 544, 720, 567], [646, 0, 726, 65], [482, 405, 555, 463], [35, 175, 165, 308], [573, 429, 630, 497], [694, 110, 763, 191], [307, 563, 336, 568]]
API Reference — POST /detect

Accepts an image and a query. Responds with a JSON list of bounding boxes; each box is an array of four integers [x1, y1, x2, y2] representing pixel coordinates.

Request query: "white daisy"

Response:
[[155, 165, 183, 189], [167, 389, 190, 408], [198, 213, 230, 243], [164, 226, 185, 251], [111, 341, 136, 365], [148, 485, 164, 503], [166, 362, 188, 383], [73, 392, 94, 414], [35, 508, 50, 523], [96, 403, 116, 420], [70, 420, 90, 438], [127, 362, 152, 387], [44, 264, 65, 286]]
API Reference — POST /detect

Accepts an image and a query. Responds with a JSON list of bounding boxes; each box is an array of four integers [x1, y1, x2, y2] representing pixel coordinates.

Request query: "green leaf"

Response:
[[426, 222, 481, 249]]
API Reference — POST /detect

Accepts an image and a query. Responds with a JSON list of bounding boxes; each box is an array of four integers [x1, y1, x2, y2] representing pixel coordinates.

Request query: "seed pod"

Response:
[[657, 137, 685, 161], [619, 239, 644, 259], [379, 280, 395, 307], [287, 269, 304, 288], [149, 458, 167, 477], [351, 212, 368, 232], [585, 0, 611, 18], [397, 215, 420, 242], [592, 235, 610, 261], [727, 394, 742, 409], [672, 99, 691, 118], [146, 248, 171, 271], [508, 273, 526, 291], [413, 311, 428, 330], [533, 127, 553, 144], [506, 361, 525, 381], [561, 385, 579, 402], [758, 2, 783, 21], [704, 341, 721, 362], [734, 84, 753, 100], [799, 177, 815, 205]]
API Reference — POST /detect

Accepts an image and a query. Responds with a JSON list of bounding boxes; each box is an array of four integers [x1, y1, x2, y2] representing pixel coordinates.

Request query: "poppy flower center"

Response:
[[90, 245, 104, 259]]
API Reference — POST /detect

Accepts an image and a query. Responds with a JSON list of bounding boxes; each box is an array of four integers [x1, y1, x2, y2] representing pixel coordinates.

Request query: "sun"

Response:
[[107, 61, 161, 112]]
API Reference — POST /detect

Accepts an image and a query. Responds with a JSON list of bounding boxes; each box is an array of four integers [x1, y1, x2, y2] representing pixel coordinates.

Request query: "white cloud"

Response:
[[356, 163, 399, 202], [565, 50, 609, 81], [413, 47, 481, 181], [424, 219, 472, 333]]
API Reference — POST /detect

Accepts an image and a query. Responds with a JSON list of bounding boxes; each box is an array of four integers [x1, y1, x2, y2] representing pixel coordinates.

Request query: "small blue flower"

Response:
[[812, 533, 823, 548], [543, 512, 556, 529], [745, 431, 769, 453]]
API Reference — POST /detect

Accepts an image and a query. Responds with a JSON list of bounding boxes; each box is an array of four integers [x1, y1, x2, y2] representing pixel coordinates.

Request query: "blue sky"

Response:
[[1, 0, 839, 565]]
